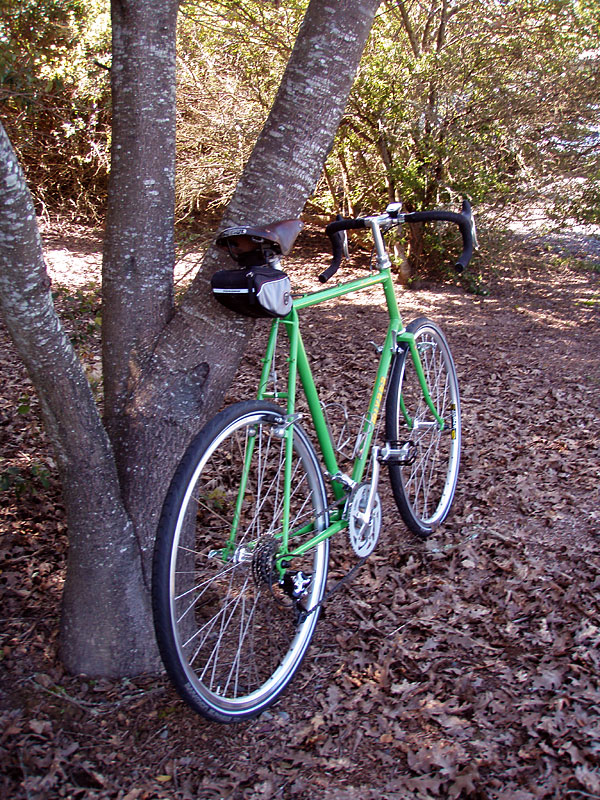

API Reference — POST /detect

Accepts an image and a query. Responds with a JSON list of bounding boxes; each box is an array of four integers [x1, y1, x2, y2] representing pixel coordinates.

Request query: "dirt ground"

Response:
[[1, 220, 599, 799]]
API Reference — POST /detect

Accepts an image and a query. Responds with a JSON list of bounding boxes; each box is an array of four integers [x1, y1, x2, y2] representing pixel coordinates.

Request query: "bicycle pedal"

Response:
[[378, 441, 417, 466]]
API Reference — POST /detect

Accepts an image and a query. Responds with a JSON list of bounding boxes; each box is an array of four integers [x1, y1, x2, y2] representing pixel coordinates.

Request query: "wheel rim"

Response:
[[168, 410, 328, 717], [399, 327, 461, 528]]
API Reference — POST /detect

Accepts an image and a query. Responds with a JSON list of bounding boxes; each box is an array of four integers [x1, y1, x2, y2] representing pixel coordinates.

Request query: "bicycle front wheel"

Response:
[[385, 318, 461, 538], [152, 401, 329, 722]]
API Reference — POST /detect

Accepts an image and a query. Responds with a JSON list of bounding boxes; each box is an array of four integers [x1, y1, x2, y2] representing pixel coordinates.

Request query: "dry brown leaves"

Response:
[[1, 227, 599, 799]]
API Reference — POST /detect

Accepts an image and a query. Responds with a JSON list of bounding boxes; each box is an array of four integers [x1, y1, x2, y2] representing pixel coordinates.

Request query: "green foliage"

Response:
[[16, 394, 31, 415], [0, 0, 111, 219], [1, 0, 86, 73], [175, 0, 308, 215], [459, 270, 490, 297], [51, 283, 102, 344], [0, 462, 51, 496], [553, 169, 600, 226], [551, 253, 600, 274]]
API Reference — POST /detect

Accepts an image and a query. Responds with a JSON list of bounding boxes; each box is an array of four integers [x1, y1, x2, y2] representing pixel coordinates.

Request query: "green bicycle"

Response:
[[152, 201, 476, 722]]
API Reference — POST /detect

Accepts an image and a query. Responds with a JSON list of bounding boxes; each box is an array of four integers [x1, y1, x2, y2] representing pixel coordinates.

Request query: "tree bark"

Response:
[[102, 0, 179, 434], [0, 0, 382, 676], [0, 124, 153, 676]]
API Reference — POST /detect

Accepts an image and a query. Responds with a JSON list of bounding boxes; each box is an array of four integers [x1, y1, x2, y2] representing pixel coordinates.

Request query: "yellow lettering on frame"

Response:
[[370, 376, 387, 423]]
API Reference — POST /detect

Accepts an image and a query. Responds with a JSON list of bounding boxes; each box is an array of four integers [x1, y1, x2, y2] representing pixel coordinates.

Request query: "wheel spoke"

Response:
[[153, 402, 329, 721], [386, 321, 461, 537]]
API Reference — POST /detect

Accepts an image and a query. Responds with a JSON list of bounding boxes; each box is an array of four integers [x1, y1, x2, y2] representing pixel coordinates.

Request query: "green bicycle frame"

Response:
[[239, 265, 446, 563]]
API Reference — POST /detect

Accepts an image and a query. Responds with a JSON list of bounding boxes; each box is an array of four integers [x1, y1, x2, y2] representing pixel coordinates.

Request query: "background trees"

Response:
[[0, 0, 111, 219], [326, 0, 599, 272], [175, 0, 308, 215], [2, 0, 597, 238]]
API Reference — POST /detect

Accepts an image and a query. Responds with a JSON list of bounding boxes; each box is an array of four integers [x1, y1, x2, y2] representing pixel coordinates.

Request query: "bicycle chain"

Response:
[[251, 525, 368, 622], [297, 556, 367, 622]]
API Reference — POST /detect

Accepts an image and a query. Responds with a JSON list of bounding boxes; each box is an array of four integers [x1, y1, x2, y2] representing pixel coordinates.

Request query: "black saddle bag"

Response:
[[211, 266, 293, 318]]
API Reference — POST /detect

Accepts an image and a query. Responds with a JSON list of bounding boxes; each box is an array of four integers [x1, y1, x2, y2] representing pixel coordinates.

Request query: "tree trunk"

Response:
[[337, 151, 356, 217], [0, 0, 383, 676], [0, 124, 153, 676], [102, 0, 179, 459], [323, 164, 340, 211]]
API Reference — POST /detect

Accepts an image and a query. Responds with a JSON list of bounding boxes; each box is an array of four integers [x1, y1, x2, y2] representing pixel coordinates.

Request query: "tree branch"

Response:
[[394, 0, 421, 58]]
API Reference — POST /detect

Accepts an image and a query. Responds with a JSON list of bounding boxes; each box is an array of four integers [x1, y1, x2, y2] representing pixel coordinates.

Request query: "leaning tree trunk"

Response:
[[0, 125, 152, 676]]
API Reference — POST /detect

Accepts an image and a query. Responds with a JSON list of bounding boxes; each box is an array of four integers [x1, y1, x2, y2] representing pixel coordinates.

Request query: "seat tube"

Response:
[[351, 322, 395, 482], [280, 311, 300, 551], [257, 319, 280, 400]]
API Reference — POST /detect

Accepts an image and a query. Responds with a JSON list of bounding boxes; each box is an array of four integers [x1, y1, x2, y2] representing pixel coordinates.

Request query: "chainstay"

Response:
[[299, 556, 367, 621]]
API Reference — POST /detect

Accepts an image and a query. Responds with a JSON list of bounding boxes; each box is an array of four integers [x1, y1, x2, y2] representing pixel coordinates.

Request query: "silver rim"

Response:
[[398, 326, 461, 527], [168, 410, 328, 717]]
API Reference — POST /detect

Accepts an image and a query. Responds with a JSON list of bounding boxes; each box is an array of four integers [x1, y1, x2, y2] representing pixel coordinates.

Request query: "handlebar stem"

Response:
[[364, 217, 393, 270]]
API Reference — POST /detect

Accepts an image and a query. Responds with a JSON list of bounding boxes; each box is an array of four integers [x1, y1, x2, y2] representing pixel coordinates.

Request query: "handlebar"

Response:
[[403, 199, 475, 272], [320, 217, 366, 283], [320, 199, 476, 282]]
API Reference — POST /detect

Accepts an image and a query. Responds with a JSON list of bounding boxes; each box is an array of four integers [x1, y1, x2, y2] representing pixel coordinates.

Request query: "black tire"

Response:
[[152, 401, 329, 722], [385, 318, 461, 538]]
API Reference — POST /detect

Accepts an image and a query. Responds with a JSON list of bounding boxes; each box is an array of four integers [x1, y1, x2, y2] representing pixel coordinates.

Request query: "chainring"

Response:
[[346, 483, 382, 557]]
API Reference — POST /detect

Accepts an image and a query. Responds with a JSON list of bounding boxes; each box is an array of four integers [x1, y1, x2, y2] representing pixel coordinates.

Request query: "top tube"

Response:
[[292, 269, 392, 311]]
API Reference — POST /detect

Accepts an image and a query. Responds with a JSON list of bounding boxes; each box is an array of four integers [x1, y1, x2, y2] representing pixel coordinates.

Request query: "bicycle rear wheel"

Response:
[[152, 401, 329, 722], [385, 318, 461, 538]]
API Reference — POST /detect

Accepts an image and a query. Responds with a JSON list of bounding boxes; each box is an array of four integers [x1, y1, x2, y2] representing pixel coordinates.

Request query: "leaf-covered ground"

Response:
[[1, 222, 599, 799]]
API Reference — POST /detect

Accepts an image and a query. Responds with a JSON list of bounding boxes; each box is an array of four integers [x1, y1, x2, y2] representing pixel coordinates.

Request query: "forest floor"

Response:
[[1, 219, 599, 800]]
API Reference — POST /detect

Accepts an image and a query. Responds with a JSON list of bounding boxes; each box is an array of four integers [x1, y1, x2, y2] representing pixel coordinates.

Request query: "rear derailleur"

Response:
[[252, 535, 314, 622]]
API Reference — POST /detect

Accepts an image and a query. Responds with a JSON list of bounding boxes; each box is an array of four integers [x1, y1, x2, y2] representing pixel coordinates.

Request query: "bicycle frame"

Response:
[[250, 265, 446, 563], [154, 201, 470, 722]]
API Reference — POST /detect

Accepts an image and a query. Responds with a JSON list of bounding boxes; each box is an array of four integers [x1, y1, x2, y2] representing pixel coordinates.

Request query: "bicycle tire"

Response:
[[385, 318, 461, 538], [152, 400, 329, 722]]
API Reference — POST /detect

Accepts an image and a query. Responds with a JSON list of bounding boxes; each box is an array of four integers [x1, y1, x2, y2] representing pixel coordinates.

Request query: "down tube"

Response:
[[351, 323, 396, 483], [294, 329, 344, 502]]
